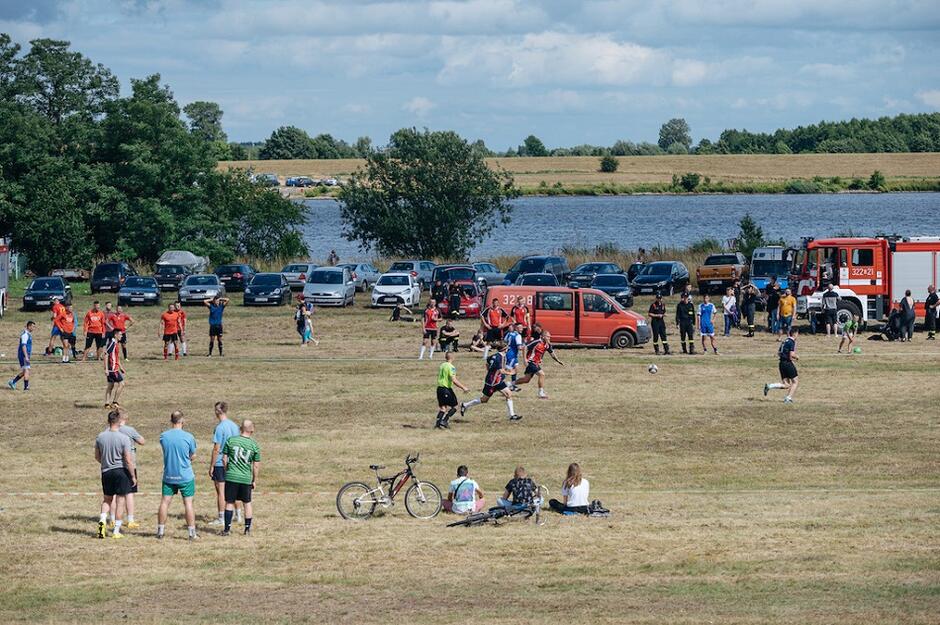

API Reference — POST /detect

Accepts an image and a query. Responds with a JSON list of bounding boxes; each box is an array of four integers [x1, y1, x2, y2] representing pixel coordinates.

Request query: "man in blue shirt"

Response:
[[504, 322, 526, 391], [9, 321, 35, 391], [697, 295, 719, 355], [204, 295, 229, 357], [207, 401, 241, 526], [157, 410, 198, 540]]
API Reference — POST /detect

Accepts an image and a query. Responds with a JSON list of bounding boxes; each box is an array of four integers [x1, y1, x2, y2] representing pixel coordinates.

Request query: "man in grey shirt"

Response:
[[105, 410, 145, 530], [94, 408, 137, 539], [821, 284, 840, 337]]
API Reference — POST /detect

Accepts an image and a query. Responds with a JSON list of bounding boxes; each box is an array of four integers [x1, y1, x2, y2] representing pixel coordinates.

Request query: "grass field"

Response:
[[1, 288, 939, 624], [218, 153, 940, 195]]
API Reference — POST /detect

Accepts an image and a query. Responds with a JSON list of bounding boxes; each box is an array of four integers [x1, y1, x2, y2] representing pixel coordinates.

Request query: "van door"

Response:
[[579, 292, 617, 343], [534, 291, 575, 343]]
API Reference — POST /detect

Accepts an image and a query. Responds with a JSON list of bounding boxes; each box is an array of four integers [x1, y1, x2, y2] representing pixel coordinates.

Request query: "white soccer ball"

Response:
[[648, 363, 658, 374]]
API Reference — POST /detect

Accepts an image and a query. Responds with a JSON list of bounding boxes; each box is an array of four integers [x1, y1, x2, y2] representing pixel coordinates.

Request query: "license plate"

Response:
[[381, 296, 397, 302], [131, 297, 144, 302], [709, 280, 723, 285], [37, 300, 49, 306], [221, 277, 230, 281], [640, 288, 652, 293], [255, 297, 268, 302]]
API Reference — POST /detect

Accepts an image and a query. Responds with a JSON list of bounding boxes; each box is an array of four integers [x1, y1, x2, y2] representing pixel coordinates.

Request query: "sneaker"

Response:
[[763, 383, 769, 397], [509, 414, 522, 421], [244, 527, 251, 536], [459, 403, 466, 417], [97, 521, 106, 539], [126, 521, 140, 530], [220, 529, 231, 536], [434, 421, 444, 429], [156, 532, 164, 540], [208, 518, 224, 526], [783, 396, 793, 404], [510, 385, 522, 392], [7, 380, 15, 390], [538, 392, 548, 400], [110, 532, 124, 540], [188, 533, 199, 541]]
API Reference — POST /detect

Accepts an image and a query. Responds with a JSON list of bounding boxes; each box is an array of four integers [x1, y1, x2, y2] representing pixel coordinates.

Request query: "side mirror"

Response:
[[567, 281, 579, 289]]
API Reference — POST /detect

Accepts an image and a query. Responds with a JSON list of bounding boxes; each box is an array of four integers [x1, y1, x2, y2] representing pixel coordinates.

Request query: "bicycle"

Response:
[[336, 454, 443, 521], [447, 485, 549, 527]]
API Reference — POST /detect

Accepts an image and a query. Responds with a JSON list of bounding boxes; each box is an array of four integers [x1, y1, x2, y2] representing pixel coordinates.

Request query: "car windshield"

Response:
[[388, 262, 414, 272], [509, 258, 546, 273], [309, 271, 343, 284], [474, 263, 495, 272], [124, 277, 154, 288], [94, 264, 120, 277], [186, 276, 219, 286], [523, 275, 555, 285], [251, 274, 281, 286], [443, 268, 475, 281], [282, 264, 309, 272], [378, 275, 410, 286], [30, 278, 61, 290], [576, 263, 617, 273], [752, 260, 791, 276], [156, 265, 186, 274], [705, 255, 740, 265], [216, 265, 242, 273], [593, 275, 627, 286], [641, 263, 673, 276], [460, 284, 479, 296]]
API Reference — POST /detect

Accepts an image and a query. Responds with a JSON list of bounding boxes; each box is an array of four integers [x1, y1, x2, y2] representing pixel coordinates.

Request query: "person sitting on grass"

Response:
[[468, 331, 486, 353], [438, 320, 460, 352], [548, 462, 590, 515], [497, 466, 536, 510], [442, 465, 486, 514], [389, 302, 415, 323]]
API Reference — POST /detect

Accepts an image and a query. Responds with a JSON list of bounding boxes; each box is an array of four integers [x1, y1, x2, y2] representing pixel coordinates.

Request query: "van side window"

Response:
[[537, 292, 573, 311], [583, 293, 613, 313], [852, 249, 873, 266]]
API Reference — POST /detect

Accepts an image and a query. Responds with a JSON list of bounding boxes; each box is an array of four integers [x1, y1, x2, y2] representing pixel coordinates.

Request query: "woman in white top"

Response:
[[548, 462, 590, 514], [721, 287, 737, 337]]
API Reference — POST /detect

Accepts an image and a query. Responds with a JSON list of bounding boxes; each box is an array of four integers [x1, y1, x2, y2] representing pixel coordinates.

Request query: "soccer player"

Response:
[[697, 294, 719, 355], [459, 341, 521, 421], [435, 351, 469, 429], [648, 293, 670, 355], [175, 301, 188, 357], [81, 301, 107, 361], [104, 329, 126, 408], [419, 299, 440, 360], [221, 419, 261, 536], [205, 295, 229, 357], [764, 327, 800, 403], [95, 408, 137, 539], [504, 322, 526, 389], [160, 303, 181, 361], [510, 301, 531, 338], [108, 409, 144, 531], [45, 296, 65, 355], [103, 301, 115, 341], [675, 292, 696, 354], [837, 314, 858, 354], [514, 330, 565, 399], [109, 305, 134, 360], [56, 303, 77, 362], [157, 411, 198, 540], [8, 321, 35, 391], [480, 298, 508, 360], [208, 401, 241, 527]]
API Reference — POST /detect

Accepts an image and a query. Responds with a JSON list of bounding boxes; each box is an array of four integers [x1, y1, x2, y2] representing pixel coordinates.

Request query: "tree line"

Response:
[[0, 35, 307, 273]]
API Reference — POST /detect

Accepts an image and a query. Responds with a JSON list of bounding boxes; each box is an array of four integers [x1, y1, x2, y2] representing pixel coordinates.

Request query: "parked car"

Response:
[[630, 261, 690, 295], [244, 273, 291, 306], [154, 264, 192, 291], [286, 176, 316, 187], [515, 273, 559, 286], [215, 263, 257, 292], [338, 262, 382, 292], [487, 285, 650, 348], [156, 250, 209, 274], [23, 277, 71, 310], [589, 274, 634, 308], [431, 264, 477, 285], [371, 272, 422, 307], [117, 276, 161, 306], [569, 262, 624, 288], [627, 262, 645, 283], [91, 261, 138, 294], [178, 274, 226, 304], [504, 255, 570, 285], [387, 260, 435, 290], [472, 262, 505, 288], [696, 252, 749, 294], [303, 267, 356, 307], [281, 262, 319, 290], [437, 281, 484, 318], [322, 177, 339, 186], [255, 173, 279, 187], [49, 268, 89, 281]]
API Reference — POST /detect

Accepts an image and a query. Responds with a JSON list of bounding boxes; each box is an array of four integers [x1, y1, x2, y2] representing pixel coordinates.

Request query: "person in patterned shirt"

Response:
[[221, 420, 261, 536], [497, 466, 536, 510], [514, 331, 565, 399]]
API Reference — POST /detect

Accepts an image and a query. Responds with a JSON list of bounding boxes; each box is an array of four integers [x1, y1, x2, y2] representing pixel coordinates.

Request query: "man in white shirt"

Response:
[[442, 465, 485, 514]]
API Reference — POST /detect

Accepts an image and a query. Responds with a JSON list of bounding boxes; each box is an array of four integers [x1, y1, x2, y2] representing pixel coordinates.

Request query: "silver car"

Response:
[[178, 274, 226, 304], [472, 262, 505, 288], [338, 262, 381, 292], [302, 267, 356, 307], [281, 262, 319, 290], [387, 260, 436, 291]]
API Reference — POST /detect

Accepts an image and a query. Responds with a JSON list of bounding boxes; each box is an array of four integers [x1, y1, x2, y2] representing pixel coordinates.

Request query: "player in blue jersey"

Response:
[[9, 321, 35, 391], [697, 294, 719, 355], [504, 322, 526, 391]]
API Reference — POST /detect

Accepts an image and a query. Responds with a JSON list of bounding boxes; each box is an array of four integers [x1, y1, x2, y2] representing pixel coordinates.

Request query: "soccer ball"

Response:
[[648, 364, 658, 374], [852, 347, 862, 354]]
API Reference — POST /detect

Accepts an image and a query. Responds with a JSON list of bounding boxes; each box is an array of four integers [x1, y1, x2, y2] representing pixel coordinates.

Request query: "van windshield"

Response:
[[309, 271, 344, 284], [94, 264, 120, 278], [752, 260, 790, 277], [640, 263, 672, 276]]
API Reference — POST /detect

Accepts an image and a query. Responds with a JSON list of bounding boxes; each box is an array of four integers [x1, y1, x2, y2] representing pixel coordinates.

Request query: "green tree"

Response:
[[666, 141, 688, 155], [679, 172, 701, 191], [259, 126, 316, 159], [599, 155, 619, 172], [338, 128, 517, 258], [868, 169, 886, 191], [183, 100, 227, 143], [658, 118, 692, 151], [521, 134, 548, 157], [354, 135, 373, 157], [0, 33, 20, 100], [736, 213, 765, 258], [227, 142, 249, 160]]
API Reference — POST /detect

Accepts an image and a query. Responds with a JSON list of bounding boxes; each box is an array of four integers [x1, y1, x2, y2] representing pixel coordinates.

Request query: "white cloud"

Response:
[[671, 56, 772, 87], [403, 96, 435, 116], [916, 89, 940, 109], [799, 63, 856, 81]]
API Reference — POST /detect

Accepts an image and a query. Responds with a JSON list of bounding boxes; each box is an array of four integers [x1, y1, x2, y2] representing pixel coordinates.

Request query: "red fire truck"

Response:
[[793, 236, 940, 325]]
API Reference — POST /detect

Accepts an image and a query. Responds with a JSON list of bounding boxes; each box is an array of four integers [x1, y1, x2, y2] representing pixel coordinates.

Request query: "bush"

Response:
[[679, 172, 701, 192], [785, 179, 822, 194], [599, 155, 619, 173], [868, 170, 886, 191], [848, 177, 866, 190]]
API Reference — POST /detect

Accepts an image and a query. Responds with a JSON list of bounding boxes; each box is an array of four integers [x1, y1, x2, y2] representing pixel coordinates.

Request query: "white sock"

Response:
[[506, 399, 515, 416], [99, 513, 107, 523], [109, 512, 115, 523], [127, 515, 134, 523], [157, 524, 165, 536], [463, 398, 481, 411], [181, 341, 187, 355], [429, 346, 435, 359], [538, 388, 547, 396], [113, 520, 123, 533], [419, 346, 426, 359], [188, 526, 196, 537], [768, 383, 785, 390], [483, 346, 490, 360], [219, 511, 224, 520]]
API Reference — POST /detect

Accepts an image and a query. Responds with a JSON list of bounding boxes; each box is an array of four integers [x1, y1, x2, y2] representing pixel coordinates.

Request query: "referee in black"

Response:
[[926, 285, 938, 340], [675, 291, 696, 354], [648, 293, 670, 355]]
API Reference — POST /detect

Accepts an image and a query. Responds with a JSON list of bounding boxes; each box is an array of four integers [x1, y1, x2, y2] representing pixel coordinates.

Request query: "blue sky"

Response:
[[3, 0, 939, 148]]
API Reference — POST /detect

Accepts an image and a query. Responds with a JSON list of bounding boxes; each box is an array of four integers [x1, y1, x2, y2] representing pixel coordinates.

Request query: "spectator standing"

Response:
[[721, 287, 737, 337], [438, 320, 460, 353], [741, 284, 758, 337], [821, 284, 840, 337], [648, 293, 670, 355], [899, 290, 916, 341], [675, 292, 696, 354], [765, 278, 781, 334], [777, 288, 797, 341], [157, 411, 198, 540], [442, 465, 485, 514], [697, 294, 719, 355], [925, 285, 938, 340]]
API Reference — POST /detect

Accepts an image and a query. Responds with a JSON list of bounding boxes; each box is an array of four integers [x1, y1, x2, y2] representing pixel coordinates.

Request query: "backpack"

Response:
[[587, 499, 610, 517]]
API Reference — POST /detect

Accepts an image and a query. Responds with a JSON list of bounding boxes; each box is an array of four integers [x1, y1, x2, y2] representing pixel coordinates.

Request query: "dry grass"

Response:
[[1, 289, 939, 624]]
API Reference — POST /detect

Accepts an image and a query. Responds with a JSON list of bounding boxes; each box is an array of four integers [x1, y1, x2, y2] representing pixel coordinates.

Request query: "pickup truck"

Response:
[[695, 252, 749, 294]]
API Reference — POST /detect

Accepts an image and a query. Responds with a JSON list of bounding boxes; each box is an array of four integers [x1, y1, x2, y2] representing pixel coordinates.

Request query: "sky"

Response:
[[2, 0, 939, 148]]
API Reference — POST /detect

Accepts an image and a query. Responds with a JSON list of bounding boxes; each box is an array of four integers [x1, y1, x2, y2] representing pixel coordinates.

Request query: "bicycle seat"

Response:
[[369, 464, 385, 471]]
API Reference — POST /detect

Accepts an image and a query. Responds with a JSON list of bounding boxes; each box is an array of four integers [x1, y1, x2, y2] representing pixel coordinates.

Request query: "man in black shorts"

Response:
[[221, 420, 261, 536], [205, 296, 229, 357], [480, 298, 507, 360], [764, 327, 800, 404], [435, 351, 469, 429], [459, 341, 521, 421], [94, 408, 137, 539]]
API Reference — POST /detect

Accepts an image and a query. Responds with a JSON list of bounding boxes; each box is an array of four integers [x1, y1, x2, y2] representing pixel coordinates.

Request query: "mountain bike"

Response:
[[336, 454, 442, 520], [447, 485, 549, 527]]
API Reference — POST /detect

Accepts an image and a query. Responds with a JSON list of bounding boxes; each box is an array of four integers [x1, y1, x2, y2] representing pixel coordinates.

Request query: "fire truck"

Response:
[[793, 236, 940, 326]]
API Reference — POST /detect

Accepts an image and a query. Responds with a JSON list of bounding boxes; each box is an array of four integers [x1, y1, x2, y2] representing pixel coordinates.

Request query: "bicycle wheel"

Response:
[[447, 511, 491, 527], [336, 482, 378, 520], [404, 481, 442, 519]]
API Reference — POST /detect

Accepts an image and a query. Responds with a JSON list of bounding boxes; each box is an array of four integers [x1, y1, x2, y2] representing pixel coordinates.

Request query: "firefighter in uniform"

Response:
[[648, 293, 670, 355], [675, 291, 696, 354], [926, 284, 938, 340]]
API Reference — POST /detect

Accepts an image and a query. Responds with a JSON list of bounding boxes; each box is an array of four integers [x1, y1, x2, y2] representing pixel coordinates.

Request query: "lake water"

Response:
[[301, 193, 940, 261]]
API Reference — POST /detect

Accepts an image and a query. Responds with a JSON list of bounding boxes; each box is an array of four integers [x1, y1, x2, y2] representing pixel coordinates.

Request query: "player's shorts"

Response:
[[482, 381, 508, 397], [779, 360, 798, 380], [423, 329, 438, 340], [212, 466, 226, 482], [224, 481, 253, 504], [85, 333, 105, 349], [162, 333, 178, 343], [106, 371, 124, 383], [59, 332, 75, 345], [209, 324, 224, 337], [825, 310, 837, 325], [18, 357, 30, 370], [105, 330, 115, 340], [485, 328, 502, 342], [51, 325, 60, 337], [436, 386, 458, 407], [524, 361, 542, 376], [102, 467, 133, 496], [117, 333, 127, 345], [506, 356, 519, 370], [162, 480, 196, 498], [699, 322, 715, 337]]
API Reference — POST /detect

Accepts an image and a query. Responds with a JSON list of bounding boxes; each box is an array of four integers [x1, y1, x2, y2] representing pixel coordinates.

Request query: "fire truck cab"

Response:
[[794, 236, 940, 325]]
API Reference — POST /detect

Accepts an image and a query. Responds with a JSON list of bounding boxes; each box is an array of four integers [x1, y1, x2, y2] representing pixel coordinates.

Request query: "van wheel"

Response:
[[611, 330, 635, 349]]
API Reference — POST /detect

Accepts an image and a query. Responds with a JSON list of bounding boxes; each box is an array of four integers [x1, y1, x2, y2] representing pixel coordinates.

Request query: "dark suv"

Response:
[[91, 261, 137, 294], [214, 263, 257, 292], [154, 264, 192, 291], [630, 261, 690, 296], [504, 255, 570, 286]]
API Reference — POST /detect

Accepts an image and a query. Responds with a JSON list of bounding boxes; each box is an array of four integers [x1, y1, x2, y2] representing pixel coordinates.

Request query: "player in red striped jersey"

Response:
[[104, 329, 126, 408], [419, 299, 441, 360], [514, 331, 565, 399]]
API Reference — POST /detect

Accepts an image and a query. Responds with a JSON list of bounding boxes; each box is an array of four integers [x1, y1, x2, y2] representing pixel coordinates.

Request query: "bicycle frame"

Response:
[[365, 464, 415, 507]]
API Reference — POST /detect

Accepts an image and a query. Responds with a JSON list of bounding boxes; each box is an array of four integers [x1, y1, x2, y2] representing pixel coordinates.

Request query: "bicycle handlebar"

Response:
[[406, 453, 420, 465]]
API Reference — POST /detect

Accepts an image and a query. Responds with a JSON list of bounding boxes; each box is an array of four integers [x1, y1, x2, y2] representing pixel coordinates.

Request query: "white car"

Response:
[[371, 273, 422, 307]]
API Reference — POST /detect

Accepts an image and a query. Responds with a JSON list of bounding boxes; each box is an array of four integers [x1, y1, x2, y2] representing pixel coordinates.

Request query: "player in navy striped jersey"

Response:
[[459, 341, 521, 421], [104, 329, 126, 408]]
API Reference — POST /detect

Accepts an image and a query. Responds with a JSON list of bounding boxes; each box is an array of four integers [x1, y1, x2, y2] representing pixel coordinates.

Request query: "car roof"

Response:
[[381, 272, 412, 277], [253, 272, 282, 277], [311, 266, 345, 272], [187, 273, 219, 278]]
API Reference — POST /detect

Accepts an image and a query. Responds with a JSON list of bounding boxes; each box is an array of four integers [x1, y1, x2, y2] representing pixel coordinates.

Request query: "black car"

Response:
[[243, 273, 291, 306], [590, 274, 634, 308], [569, 262, 624, 288], [630, 261, 690, 295], [154, 264, 192, 291], [627, 262, 645, 283], [23, 277, 72, 310], [215, 263, 257, 292], [515, 273, 559, 286], [91, 261, 137, 294], [117, 276, 161, 306], [504, 255, 570, 285]]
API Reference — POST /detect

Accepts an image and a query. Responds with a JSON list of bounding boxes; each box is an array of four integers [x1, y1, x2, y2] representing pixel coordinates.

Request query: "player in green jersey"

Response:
[[435, 351, 469, 429], [221, 420, 261, 535]]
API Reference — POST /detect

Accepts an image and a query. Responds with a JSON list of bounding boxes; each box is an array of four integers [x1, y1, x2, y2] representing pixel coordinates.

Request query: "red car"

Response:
[[437, 281, 483, 318]]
